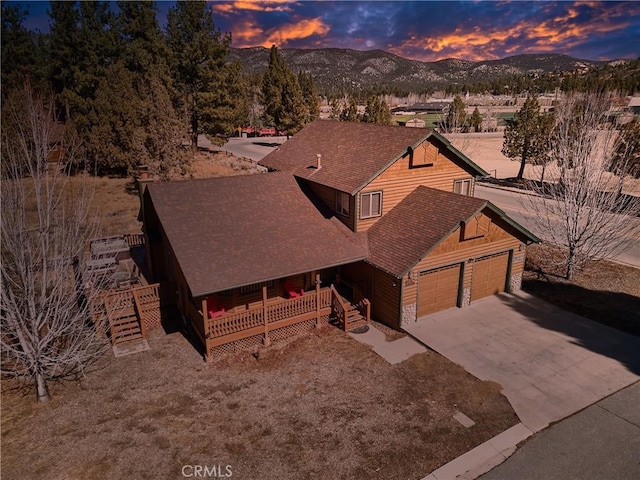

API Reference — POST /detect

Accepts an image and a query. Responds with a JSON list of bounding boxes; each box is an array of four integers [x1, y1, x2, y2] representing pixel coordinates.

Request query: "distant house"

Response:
[[399, 118, 426, 128], [392, 102, 451, 115], [628, 97, 640, 115], [142, 120, 538, 360], [47, 122, 66, 164]]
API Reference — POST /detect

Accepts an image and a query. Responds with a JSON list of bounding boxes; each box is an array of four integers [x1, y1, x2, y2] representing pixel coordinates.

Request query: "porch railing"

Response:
[[190, 287, 333, 357]]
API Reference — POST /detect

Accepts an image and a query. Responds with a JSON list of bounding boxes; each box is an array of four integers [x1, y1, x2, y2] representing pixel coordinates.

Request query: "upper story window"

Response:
[[360, 191, 382, 219], [336, 191, 350, 216], [453, 178, 472, 196]]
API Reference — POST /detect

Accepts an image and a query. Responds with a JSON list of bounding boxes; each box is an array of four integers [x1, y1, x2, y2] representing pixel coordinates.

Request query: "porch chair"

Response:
[[206, 296, 226, 318], [284, 280, 304, 298]]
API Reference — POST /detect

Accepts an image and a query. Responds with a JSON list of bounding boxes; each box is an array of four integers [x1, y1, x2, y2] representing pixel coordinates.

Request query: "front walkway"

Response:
[[404, 290, 640, 432]]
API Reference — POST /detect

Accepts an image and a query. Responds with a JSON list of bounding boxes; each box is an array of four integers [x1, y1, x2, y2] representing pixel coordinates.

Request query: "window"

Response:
[[336, 191, 349, 216], [360, 191, 382, 219], [453, 179, 472, 196]]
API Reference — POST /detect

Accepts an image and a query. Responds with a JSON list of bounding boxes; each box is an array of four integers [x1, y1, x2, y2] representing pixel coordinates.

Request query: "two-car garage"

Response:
[[416, 251, 510, 317]]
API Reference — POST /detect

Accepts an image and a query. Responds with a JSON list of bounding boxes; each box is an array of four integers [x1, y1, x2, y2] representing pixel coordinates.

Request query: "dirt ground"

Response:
[[524, 243, 640, 337], [94, 151, 263, 236], [446, 133, 640, 195], [1, 324, 517, 480]]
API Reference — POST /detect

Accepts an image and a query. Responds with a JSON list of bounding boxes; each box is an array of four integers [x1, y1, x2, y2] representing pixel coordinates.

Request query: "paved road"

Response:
[[475, 184, 640, 269], [481, 381, 640, 480], [220, 135, 286, 161]]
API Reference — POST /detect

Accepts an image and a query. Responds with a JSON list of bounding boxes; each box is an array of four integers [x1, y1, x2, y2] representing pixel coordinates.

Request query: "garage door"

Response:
[[417, 264, 461, 317], [471, 252, 509, 302]]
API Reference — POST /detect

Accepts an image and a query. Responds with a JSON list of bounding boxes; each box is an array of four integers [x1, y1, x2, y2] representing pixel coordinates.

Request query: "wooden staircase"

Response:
[[104, 290, 143, 344], [330, 285, 370, 332], [345, 303, 367, 331]]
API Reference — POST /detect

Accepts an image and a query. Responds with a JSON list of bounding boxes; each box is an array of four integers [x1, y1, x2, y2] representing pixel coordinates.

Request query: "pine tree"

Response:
[[362, 96, 391, 124], [329, 97, 342, 119], [446, 95, 467, 132], [298, 71, 320, 123], [84, 1, 190, 178], [47, 1, 119, 128], [339, 97, 358, 122], [471, 107, 483, 132], [1, 4, 43, 93], [261, 46, 306, 135], [166, 0, 232, 149], [502, 96, 553, 180], [199, 61, 249, 138]]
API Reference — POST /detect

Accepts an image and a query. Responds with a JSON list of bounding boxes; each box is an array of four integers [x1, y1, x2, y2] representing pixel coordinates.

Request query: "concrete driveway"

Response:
[[404, 291, 640, 432]]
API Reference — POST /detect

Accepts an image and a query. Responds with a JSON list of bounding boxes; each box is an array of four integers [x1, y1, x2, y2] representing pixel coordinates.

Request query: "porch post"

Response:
[[262, 284, 271, 346], [315, 273, 321, 328], [201, 298, 210, 361]]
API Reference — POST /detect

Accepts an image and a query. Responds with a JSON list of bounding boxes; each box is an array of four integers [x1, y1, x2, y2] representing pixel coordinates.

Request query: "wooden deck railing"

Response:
[[195, 287, 333, 356], [123, 233, 145, 248], [356, 298, 371, 324]]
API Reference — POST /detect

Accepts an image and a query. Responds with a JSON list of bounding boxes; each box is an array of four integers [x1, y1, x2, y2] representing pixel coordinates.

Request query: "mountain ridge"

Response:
[[229, 46, 623, 93]]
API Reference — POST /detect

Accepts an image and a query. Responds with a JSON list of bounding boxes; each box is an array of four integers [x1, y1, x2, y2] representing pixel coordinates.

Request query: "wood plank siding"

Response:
[[356, 138, 475, 232], [307, 181, 356, 231], [372, 268, 402, 329]]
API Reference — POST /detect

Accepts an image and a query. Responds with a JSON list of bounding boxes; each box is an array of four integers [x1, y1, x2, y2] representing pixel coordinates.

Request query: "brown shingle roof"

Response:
[[259, 120, 431, 195], [147, 173, 367, 298], [259, 120, 487, 195], [366, 187, 486, 277]]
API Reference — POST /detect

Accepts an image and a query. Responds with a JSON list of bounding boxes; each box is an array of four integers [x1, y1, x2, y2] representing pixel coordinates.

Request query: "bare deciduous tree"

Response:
[[524, 93, 640, 279], [1, 86, 107, 402]]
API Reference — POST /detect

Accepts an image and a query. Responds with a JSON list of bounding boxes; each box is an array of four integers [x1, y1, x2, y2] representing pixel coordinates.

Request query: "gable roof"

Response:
[[146, 173, 367, 298], [259, 120, 487, 195], [366, 186, 539, 278]]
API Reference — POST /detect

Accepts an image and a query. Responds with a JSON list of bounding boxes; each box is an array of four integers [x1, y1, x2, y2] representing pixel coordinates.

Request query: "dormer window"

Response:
[[360, 191, 382, 219], [336, 191, 349, 216]]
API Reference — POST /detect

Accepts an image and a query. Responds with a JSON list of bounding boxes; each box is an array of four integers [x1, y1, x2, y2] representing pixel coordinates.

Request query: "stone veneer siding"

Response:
[[401, 303, 417, 327]]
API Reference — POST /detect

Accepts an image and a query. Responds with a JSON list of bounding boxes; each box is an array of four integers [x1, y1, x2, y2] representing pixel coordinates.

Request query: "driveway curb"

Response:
[[423, 423, 533, 480]]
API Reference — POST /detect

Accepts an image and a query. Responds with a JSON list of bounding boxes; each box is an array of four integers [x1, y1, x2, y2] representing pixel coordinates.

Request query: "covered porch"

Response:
[[186, 272, 370, 360]]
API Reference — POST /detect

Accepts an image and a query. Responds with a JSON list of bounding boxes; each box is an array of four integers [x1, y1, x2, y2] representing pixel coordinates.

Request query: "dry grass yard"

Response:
[[1, 325, 517, 480], [524, 243, 640, 337], [91, 151, 264, 236]]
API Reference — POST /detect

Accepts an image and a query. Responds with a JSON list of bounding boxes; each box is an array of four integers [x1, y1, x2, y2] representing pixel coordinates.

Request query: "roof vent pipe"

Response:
[[316, 154, 322, 169]]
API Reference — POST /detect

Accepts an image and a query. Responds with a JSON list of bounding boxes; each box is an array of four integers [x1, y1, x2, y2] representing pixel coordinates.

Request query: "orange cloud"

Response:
[[212, 0, 295, 16], [263, 18, 330, 47], [228, 17, 330, 48], [390, 8, 633, 62], [230, 19, 266, 45]]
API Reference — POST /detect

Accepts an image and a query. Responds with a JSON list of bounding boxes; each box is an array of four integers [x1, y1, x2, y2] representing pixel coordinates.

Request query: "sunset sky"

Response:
[[14, 1, 640, 62]]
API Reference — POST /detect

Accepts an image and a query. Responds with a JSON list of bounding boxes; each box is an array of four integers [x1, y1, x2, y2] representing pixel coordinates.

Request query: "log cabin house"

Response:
[[142, 120, 538, 360]]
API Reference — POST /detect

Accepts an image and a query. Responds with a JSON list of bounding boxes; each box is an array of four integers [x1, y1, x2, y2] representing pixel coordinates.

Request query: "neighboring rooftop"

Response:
[[146, 172, 367, 297]]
